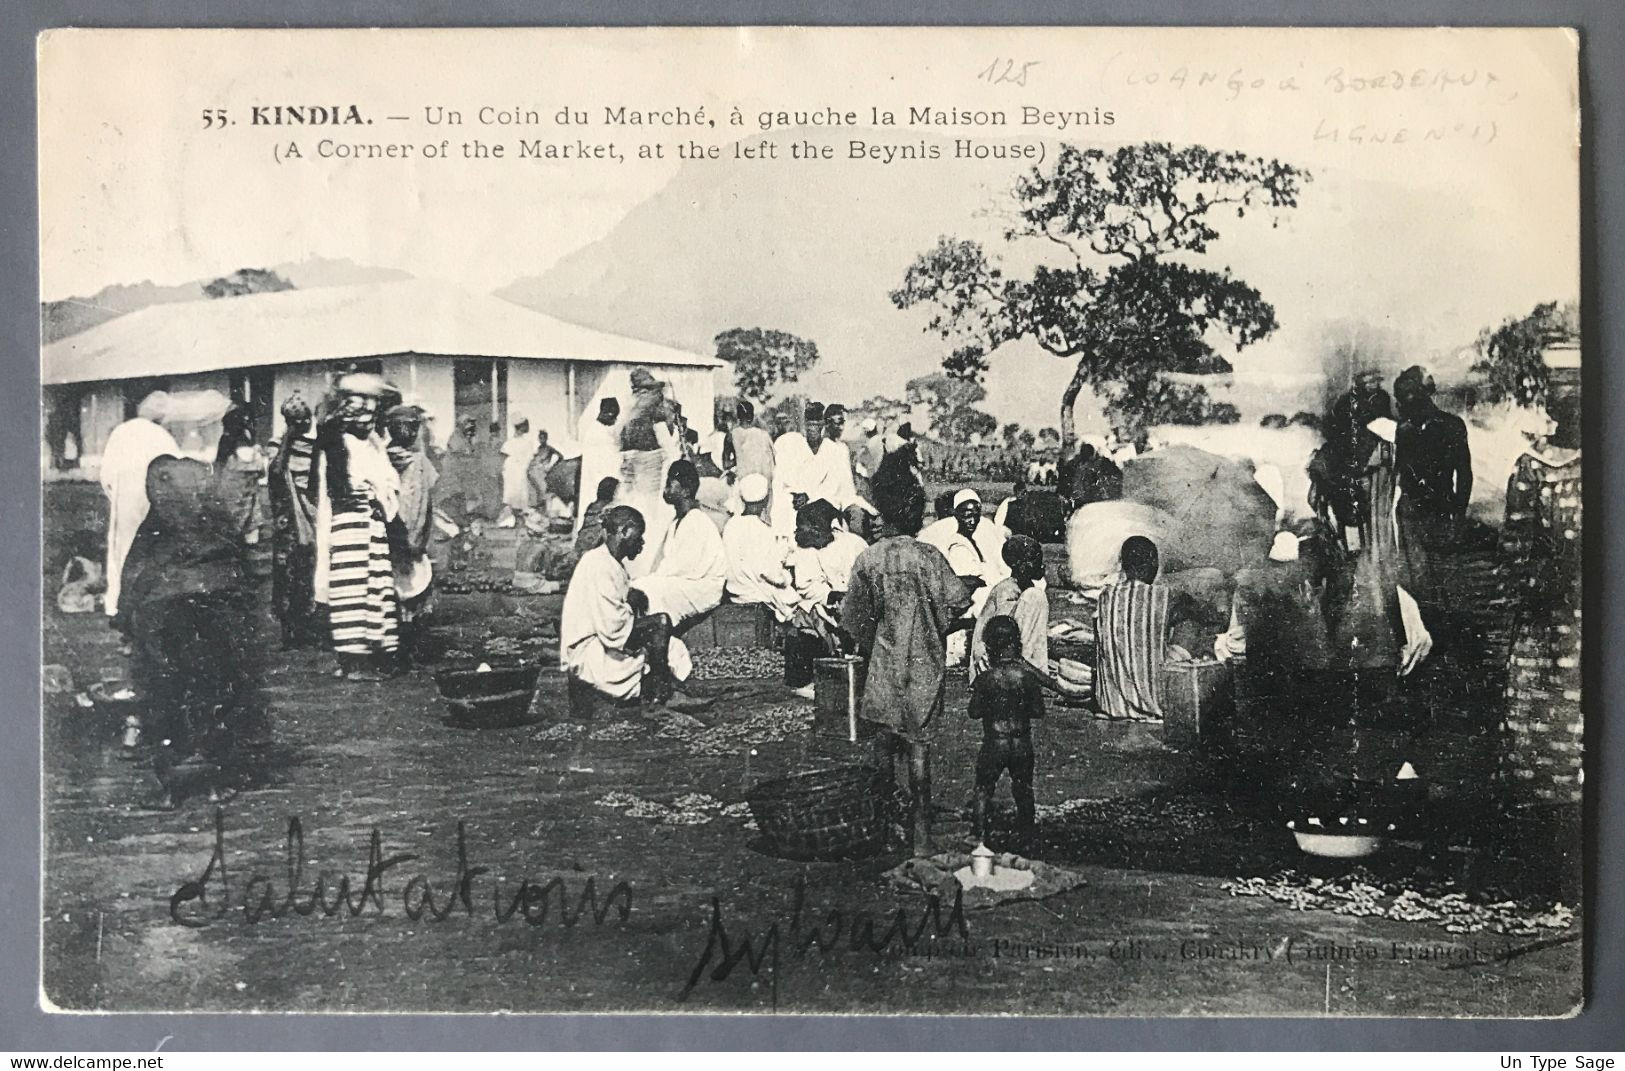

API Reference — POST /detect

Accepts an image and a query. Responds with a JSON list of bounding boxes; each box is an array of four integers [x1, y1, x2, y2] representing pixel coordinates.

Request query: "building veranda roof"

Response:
[[41, 279, 722, 385]]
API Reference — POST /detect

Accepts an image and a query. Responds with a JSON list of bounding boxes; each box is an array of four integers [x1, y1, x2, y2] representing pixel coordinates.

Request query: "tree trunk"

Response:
[[1059, 362, 1089, 454]]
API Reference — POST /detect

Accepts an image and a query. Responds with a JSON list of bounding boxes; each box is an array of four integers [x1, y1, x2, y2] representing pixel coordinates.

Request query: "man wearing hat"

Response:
[[721, 473, 797, 622], [802, 403, 877, 531]]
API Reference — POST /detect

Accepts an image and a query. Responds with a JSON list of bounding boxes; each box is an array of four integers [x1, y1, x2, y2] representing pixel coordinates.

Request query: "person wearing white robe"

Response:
[[802, 404, 878, 522], [631, 459, 727, 628], [575, 398, 623, 534], [100, 392, 180, 619], [788, 512, 868, 613], [500, 416, 538, 514], [770, 405, 818, 534], [722, 474, 798, 621], [560, 506, 692, 702], [920, 489, 1010, 664]]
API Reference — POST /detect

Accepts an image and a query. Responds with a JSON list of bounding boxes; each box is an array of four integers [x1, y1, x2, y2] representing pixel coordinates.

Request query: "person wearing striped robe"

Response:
[[1093, 536, 1171, 721], [313, 375, 402, 681]]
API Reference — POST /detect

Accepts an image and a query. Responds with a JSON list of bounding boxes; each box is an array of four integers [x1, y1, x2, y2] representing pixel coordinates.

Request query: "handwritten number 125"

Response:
[[979, 59, 1039, 86]]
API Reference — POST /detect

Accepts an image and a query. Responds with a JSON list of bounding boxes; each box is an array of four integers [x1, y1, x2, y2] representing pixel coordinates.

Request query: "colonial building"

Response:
[[41, 279, 722, 476]]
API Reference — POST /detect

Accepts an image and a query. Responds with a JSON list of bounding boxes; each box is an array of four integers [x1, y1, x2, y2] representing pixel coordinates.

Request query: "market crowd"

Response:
[[87, 362, 1581, 855]]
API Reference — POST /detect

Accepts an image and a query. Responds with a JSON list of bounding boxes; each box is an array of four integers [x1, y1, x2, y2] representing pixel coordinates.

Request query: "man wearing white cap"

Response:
[[919, 489, 1010, 591], [721, 473, 797, 621], [99, 390, 180, 620], [918, 488, 1010, 664]]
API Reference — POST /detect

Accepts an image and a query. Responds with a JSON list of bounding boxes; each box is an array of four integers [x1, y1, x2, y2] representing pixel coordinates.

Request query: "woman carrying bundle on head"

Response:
[[312, 373, 403, 681]]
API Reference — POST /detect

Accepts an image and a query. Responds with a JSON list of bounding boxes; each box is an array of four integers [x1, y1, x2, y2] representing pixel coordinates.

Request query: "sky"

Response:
[[38, 27, 1581, 426]]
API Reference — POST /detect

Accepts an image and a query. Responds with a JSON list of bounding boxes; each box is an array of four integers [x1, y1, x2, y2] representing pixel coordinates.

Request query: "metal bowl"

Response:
[[1291, 830, 1384, 858]]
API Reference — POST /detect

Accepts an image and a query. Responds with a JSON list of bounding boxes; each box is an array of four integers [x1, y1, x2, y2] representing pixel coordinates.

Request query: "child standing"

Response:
[[969, 615, 1045, 844]]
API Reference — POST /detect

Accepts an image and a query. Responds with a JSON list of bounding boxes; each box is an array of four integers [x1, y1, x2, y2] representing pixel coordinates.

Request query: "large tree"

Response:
[[714, 327, 821, 404], [906, 372, 998, 445], [890, 142, 1309, 447], [1471, 300, 1580, 405], [857, 394, 911, 428]]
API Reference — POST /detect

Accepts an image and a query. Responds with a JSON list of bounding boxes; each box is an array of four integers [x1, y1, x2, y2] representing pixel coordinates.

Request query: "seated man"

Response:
[[920, 488, 1010, 664], [779, 498, 868, 698], [1093, 536, 1171, 721], [631, 459, 727, 632], [788, 498, 868, 614], [560, 505, 694, 711], [721, 473, 797, 621]]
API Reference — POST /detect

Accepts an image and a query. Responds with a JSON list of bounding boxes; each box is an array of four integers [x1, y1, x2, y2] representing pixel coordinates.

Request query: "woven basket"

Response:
[[434, 663, 542, 700], [746, 763, 893, 861]]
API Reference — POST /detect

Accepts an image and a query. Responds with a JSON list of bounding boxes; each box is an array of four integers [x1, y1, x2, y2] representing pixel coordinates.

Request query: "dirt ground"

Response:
[[41, 569, 1583, 1017]]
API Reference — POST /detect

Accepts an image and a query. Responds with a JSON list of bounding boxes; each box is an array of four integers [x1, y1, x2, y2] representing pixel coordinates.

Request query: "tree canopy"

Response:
[[906, 372, 998, 444], [890, 142, 1309, 445], [1471, 301, 1579, 406], [714, 327, 821, 404]]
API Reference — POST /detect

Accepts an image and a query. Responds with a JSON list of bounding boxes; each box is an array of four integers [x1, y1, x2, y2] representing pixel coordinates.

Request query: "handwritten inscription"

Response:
[[1099, 53, 1518, 104], [168, 809, 634, 930], [978, 58, 1040, 87]]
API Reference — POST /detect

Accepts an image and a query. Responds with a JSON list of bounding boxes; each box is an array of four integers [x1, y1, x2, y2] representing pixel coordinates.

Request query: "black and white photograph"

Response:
[[36, 26, 1585, 1016]]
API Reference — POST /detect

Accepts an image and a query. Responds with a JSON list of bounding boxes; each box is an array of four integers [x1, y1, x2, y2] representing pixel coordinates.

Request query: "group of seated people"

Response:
[[559, 458, 880, 712], [558, 454, 1287, 729]]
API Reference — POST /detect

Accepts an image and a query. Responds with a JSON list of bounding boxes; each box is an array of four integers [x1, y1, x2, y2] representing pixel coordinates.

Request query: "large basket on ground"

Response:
[[433, 663, 541, 699], [434, 663, 543, 729], [746, 763, 893, 861]]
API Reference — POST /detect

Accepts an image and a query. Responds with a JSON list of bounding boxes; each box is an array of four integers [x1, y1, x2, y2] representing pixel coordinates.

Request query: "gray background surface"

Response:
[[3, 0, 1621, 1051]]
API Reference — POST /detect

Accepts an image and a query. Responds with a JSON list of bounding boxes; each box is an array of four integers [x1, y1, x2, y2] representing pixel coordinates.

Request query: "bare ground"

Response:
[[40, 581, 1582, 1017]]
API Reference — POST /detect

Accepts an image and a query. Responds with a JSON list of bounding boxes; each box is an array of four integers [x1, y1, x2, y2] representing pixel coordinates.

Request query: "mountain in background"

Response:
[[497, 128, 1518, 430], [498, 128, 1091, 430], [41, 258, 412, 343]]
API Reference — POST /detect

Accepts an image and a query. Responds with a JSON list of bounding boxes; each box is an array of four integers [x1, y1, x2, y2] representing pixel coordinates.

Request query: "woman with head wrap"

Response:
[[214, 403, 269, 549], [268, 394, 321, 648], [1499, 374, 1582, 820], [385, 403, 440, 666], [312, 373, 403, 680]]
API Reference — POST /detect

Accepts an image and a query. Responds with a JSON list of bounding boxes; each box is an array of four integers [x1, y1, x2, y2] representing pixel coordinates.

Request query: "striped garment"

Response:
[[285, 436, 316, 498], [327, 498, 400, 655], [1094, 579, 1169, 720]]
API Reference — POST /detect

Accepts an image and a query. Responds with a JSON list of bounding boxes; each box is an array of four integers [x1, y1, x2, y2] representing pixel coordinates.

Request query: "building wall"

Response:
[[505, 360, 572, 449], [661, 366, 717, 439], [45, 357, 717, 478]]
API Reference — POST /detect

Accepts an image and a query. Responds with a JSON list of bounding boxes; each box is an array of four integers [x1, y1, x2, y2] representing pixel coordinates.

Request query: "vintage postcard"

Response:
[[38, 27, 1582, 1015]]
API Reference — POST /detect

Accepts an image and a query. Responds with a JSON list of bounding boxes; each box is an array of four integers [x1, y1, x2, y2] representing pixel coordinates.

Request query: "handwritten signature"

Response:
[[680, 876, 968, 1003]]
